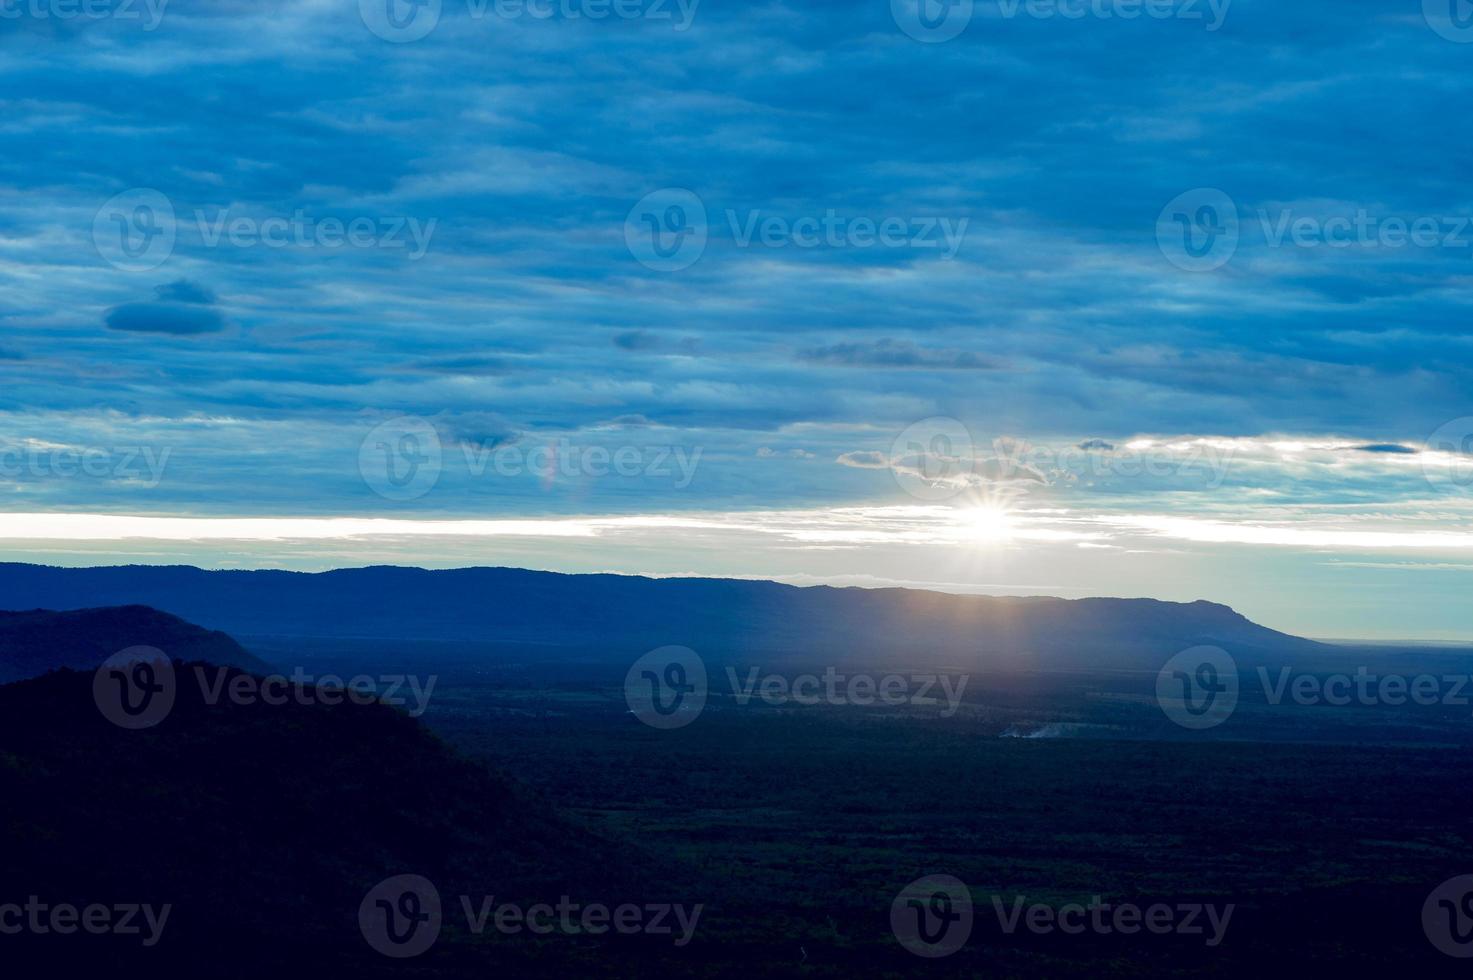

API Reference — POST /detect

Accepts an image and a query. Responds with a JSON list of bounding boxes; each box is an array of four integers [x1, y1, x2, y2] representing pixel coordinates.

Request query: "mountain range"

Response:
[[0, 562, 1326, 669], [0, 604, 268, 682]]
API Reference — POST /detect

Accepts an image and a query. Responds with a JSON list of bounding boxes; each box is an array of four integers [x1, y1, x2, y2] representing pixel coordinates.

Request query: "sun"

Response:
[[958, 504, 1016, 543]]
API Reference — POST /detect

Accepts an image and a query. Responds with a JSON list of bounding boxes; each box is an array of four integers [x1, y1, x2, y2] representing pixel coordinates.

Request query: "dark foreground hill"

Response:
[[0, 563, 1324, 668], [0, 605, 269, 682], [0, 665, 686, 977]]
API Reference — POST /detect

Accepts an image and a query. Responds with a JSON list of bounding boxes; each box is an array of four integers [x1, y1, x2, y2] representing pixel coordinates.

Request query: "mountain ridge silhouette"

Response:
[[0, 562, 1323, 667]]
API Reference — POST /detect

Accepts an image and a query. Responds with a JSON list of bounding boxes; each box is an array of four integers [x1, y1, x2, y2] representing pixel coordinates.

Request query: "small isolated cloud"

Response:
[[403, 355, 512, 376], [800, 339, 1000, 371], [759, 447, 815, 459], [1353, 443, 1418, 455], [104, 280, 224, 335], [613, 330, 661, 351], [1078, 439, 1116, 451], [836, 450, 890, 469], [594, 414, 655, 430], [612, 331, 697, 354], [155, 280, 217, 305], [434, 411, 520, 450]]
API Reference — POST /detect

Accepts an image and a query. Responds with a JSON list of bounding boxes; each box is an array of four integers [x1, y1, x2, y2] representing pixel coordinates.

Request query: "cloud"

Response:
[[155, 280, 217, 305], [836, 450, 889, 470], [433, 411, 520, 451], [103, 281, 224, 335], [402, 355, 513, 376], [800, 339, 1000, 371], [614, 330, 661, 351], [1353, 443, 1418, 455]]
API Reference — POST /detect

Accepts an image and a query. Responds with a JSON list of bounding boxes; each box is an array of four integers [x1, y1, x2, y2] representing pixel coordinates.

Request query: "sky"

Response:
[[2, 0, 1473, 639]]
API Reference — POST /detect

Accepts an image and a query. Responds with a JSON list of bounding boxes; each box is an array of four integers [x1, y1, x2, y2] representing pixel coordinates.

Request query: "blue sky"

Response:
[[2, 0, 1473, 638]]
